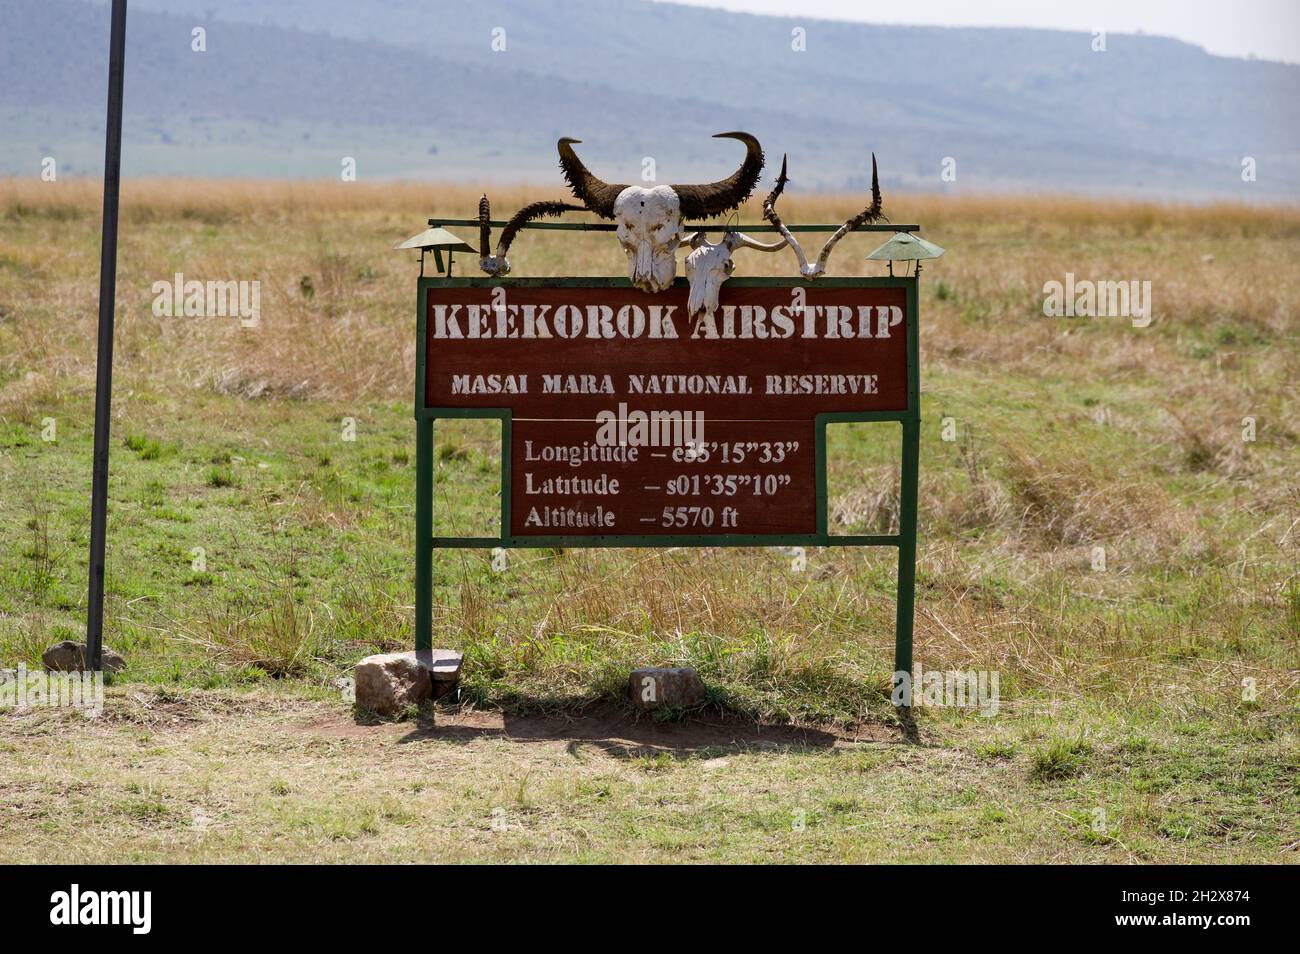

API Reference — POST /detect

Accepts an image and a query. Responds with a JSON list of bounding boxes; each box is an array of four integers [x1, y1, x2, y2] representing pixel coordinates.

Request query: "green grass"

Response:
[[1029, 738, 1094, 781]]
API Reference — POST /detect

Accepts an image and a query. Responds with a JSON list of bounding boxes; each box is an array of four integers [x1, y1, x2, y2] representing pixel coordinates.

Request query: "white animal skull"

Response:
[[613, 186, 685, 293], [682, 231, 788, 320]]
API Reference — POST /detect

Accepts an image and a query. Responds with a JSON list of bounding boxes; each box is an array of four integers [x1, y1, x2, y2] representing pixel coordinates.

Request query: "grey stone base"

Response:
[[42, 641, 126, 673], [354, 649, 463, 715]]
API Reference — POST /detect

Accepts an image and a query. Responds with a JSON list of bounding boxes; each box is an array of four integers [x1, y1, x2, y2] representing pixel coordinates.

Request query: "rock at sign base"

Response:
[[354, 649, 463, 715], [629, 667, 707, 710], [42, 640, 126, 673]]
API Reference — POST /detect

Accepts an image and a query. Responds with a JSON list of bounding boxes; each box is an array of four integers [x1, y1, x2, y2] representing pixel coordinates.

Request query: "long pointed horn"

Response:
[[557, 138, 626, 219], [478, 194, 491, 258], [726, 232, 788, 252], [813, 153, 885, 274], [762, 154, 812, 273], [495, 200, 585, 258], [480, 200, 584, 276], [672, 132, 765, 220]]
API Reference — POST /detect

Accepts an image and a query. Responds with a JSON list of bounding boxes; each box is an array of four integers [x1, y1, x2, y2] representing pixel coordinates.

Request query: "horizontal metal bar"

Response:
[[429, 218, 917, 234], [430, 534, 899, 549], [418, 275, 914, 289]]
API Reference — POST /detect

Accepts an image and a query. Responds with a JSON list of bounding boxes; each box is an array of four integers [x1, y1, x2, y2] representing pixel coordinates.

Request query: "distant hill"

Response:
[[2, 0, 1297, 198]]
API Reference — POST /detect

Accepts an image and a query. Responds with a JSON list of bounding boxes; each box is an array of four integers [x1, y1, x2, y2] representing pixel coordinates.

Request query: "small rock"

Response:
[[355, 652, 429, 714], [354, 649, 463, 715], [629, 667, 707, 710], [423, 649, 463, 687], [42, 640, 126, 673]]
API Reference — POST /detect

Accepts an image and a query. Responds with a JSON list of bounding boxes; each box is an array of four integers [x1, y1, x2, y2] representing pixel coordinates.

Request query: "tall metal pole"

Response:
[[86, 0, 128, 671], [893, 275, 921, 740]]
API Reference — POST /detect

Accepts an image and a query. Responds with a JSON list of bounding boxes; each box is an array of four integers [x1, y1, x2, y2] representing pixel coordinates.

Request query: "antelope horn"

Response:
[[494, 200, 585, 259], [478, 194, 491, 258], [726, 231, 788, 252], [812, 153, 885, 275], [762, 154, 812, 273], [672, 132, 765, 220], [557, 138, 626, 219]]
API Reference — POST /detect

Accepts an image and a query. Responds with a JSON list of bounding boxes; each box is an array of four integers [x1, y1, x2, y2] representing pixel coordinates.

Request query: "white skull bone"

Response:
[[613, 186, 685, 293], [683, 231, 788, 321]]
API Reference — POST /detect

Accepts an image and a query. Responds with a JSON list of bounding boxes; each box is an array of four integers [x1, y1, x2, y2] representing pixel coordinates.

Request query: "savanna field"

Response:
[[0, 179, 1296, 862]]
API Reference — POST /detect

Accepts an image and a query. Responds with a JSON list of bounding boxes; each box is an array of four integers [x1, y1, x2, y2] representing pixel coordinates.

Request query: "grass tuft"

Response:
[[1029, 738, 1094, 781]]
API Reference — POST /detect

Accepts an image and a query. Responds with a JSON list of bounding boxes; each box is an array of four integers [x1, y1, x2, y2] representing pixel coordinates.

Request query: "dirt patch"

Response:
[[96, 689, 308, 726], [0, 688, 333, 734], [297, 702, 900, 755], [4, 688, 902, 754]]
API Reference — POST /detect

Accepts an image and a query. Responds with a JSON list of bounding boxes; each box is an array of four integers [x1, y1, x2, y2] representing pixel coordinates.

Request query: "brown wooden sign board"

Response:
[[413, 273, 922, 680], [420, 277, 914, 541]]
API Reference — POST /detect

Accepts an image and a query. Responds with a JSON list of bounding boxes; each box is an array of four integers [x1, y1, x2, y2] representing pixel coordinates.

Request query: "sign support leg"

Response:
[[415, 418, 433, 652], [894, 416, 919, 733]]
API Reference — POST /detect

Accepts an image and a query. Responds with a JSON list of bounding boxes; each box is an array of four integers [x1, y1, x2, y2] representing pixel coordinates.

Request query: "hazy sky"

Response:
[[655, 0, 1300, 64]]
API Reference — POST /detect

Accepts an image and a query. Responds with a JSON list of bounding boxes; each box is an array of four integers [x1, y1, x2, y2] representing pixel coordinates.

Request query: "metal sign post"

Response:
[[411, 221, 922, 694], [86, 0, 128, 671]]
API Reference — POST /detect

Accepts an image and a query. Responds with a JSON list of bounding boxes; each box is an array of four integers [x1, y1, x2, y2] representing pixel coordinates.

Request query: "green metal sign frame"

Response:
[[413, 272, 920, 683]]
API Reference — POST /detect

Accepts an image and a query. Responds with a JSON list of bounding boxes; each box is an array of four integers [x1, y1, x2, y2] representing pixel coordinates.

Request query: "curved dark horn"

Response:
[[672, 132, 765, 220], [763, 153, 790, 212], [557, 138, 627, 219], [762, 154, 811, 273], [495, 200, 585, 258], [812, 153, 885, 274], [478, 194, 491, 258]]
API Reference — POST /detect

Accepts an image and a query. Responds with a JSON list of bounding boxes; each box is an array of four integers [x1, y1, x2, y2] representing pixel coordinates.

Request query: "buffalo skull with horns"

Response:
[[556, 132, 769, 294], [477, 135, 886, 320]]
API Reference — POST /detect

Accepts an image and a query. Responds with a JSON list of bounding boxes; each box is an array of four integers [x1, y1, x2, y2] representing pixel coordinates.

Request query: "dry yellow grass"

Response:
[[3, 176, 1298, 228]]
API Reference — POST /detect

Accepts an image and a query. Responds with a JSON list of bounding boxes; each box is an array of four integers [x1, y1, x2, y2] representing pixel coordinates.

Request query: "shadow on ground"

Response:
[[340, 702, 904, 756]]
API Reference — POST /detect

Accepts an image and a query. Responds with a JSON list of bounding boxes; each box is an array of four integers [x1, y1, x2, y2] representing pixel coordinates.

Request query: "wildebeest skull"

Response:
[[557, 133, 765, 293], [682, 230, 787, 320]]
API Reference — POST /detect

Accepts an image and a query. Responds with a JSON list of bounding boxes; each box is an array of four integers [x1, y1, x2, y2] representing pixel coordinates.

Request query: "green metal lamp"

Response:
[[393, 226, 476, 277], [866, 231, 945, 276]]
